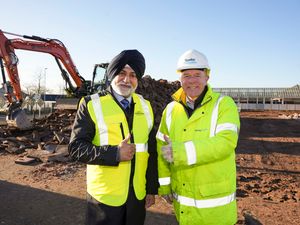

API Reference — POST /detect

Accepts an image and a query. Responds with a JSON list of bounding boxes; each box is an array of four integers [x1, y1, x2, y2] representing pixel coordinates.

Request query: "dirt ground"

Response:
[[0, 110, 299, 225]]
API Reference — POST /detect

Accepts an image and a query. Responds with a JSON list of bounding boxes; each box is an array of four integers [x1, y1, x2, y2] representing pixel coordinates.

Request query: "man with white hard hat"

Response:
[[156, 49, 240, 224]]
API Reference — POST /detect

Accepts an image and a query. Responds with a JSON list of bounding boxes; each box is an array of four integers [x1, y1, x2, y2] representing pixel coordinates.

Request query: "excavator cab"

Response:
[[91, 63, 109, 93]]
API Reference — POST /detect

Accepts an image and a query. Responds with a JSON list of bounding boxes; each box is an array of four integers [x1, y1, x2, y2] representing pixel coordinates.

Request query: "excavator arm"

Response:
[[0, 30, 89, 97], [0, 30, 90, 129]]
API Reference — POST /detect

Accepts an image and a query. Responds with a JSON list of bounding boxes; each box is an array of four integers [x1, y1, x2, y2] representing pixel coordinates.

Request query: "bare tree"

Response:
[[22, 69, 48, 112], [23, 69, 47, 97]]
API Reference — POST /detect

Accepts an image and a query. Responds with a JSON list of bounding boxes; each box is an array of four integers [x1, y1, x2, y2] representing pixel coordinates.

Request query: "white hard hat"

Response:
[[177, 49, 210, 75]]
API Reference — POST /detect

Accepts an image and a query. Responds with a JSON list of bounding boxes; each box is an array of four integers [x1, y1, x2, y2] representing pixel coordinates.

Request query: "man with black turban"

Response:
[[69, 50, 158, 225]]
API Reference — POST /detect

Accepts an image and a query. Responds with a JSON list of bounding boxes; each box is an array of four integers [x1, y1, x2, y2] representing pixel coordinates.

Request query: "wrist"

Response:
[[116, 146, 120, 162]]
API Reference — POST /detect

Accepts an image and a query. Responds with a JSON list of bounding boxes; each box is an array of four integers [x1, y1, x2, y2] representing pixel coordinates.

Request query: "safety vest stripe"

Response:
[[166, 102, 176, 132], [156, 131, 166, 142], [210, 96, 224, 137], [174, 192, 236, 209], [216, 123, 238, 134], [137, 95, 153, 132], [184, 141, 197, 165], [159, 177, 171, 185], [91, 94, 108, 145], [136, 143, 148, 152]]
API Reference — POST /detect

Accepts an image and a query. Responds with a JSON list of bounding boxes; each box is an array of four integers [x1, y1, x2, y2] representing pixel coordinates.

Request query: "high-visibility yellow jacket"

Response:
[[86, 92, 154, 206], [157, 85, 240, 225]]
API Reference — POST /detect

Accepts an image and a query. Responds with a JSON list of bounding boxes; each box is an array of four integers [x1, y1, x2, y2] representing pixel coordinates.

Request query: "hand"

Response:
[[118, 134, 136, 161], [145, 194, 155, 208], [161, 135, 173, 163], [162, 194, 173, 204]]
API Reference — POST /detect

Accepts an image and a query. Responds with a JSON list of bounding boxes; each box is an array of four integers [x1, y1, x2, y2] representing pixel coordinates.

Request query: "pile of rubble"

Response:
[[0, 110, 76, 164], [278, 113, 300, 119], [137, 76, 180, 127]]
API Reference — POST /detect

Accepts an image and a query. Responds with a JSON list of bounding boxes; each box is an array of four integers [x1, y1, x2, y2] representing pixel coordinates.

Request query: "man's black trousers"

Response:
[[86, 187, 146, 225]]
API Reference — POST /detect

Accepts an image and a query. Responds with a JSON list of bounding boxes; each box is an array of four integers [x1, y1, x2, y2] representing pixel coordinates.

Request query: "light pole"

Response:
[[44, 68, 47, 108]]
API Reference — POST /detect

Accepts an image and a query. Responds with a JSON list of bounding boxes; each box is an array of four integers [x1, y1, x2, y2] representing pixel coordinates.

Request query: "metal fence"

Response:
[[238, 103, 300, 111]]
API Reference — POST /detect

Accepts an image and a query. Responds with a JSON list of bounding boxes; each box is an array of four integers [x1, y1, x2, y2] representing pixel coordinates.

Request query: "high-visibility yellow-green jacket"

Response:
[[157, 85, 240, 225], [85, 92, 154, 206]]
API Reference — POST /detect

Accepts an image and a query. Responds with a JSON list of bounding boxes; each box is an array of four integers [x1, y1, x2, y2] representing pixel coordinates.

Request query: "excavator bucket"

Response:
[[6, 108, 33, 130]]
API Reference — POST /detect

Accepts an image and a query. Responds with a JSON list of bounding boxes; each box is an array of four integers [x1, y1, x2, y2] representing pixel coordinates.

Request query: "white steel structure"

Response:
[[213, 85, 300, 111]]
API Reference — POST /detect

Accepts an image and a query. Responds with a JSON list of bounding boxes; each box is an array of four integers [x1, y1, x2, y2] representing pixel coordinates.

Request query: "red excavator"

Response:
[[0, 29, 108, 130]]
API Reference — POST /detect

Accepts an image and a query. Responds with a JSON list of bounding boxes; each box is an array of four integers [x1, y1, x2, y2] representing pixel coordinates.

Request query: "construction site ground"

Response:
[[0, 110, 299, 225]]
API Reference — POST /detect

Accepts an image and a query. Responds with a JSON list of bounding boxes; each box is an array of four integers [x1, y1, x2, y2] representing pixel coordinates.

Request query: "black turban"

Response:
[[106, 49, 145, 82]]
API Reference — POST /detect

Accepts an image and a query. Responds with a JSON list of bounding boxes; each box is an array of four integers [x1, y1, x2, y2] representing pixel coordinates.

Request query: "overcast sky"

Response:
[[1, 0, 299, 93]]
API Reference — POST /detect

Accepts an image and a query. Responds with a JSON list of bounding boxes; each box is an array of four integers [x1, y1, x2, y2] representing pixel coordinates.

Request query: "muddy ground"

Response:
[[0, 110, 299, 225]]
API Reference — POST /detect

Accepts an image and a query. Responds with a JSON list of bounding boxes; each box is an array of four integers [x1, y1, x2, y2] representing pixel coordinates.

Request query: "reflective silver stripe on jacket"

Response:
[[216, 123, 238, 134], [137, 95, 153, 132], [210, 96, 224, 137], [91, 94, 108, 145], [166, 101, 176, 132], [156, 130, 165, 142], [159, 177, 171, 186], [135, 143, 148, 152], [156, 102, 176, 142], [173, 192, 236, 209], [184, 141, 196, 165]]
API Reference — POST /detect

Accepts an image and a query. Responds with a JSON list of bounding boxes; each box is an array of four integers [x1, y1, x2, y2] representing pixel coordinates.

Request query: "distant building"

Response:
[[214, 84, 300, 111], [40, 94, 67, 102]]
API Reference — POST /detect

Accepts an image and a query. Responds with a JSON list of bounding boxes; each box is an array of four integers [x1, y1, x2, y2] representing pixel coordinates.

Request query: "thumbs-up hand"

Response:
[[162, 194, 173, 204], [164, 135, 171, 144], [118, 134, 136, 161], [161, 135, 173, 163]]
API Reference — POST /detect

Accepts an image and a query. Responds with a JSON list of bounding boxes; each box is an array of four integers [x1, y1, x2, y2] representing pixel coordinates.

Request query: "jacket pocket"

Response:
[[199, 180, 233, 198]]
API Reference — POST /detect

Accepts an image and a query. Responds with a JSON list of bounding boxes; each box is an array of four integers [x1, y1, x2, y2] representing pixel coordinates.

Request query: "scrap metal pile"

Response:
[[136, 76, 180, 127]]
